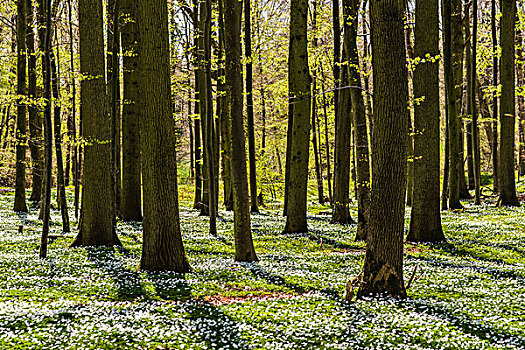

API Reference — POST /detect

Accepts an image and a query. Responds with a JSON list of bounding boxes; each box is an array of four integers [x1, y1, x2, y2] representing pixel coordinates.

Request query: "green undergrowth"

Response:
[[0, 188, 524, 349]]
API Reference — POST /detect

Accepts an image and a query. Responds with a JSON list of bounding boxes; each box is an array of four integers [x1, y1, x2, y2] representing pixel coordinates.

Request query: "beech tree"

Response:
[[407, 0, 444, 242], [137, 0, 190, 272], [357, 0, 408, 299], [498, 0, 519, 206], [224, 0, 258, 261], [72, 0, 119, 247], [283, 0, 311, 234]]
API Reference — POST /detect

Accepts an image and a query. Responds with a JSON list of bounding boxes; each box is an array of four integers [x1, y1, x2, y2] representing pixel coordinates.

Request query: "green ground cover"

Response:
[[0, 187, 524, 349]]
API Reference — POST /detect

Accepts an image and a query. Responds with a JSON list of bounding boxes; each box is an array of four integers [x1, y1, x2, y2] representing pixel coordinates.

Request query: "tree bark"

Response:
[[26, 0, 43, 203], [491, 0, 498, 192], [14, 0, 28, 213], [224, 0, 258, 261], [245, 0, 259, 213], [120, 0, 142, 221], [283, 0, 311, 234], [344, 0, 370, 240], [407, 0, 444, 242], [357, 0, 408, 299], [137, 0, 191, 272], [72, 0, 120, 247], [498, 0, 519, 207], [443, 0, 463, 210]]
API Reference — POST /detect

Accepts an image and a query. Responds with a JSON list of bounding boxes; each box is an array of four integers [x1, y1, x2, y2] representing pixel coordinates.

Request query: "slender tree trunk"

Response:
[[245, 0, 259, 212], [27, 0, 43, 203], [407, 0, 444, 242], [14, 0, 28, 213], [517, 29, 525, 177], [40, 0, 52, 259], [344, 0, 370, 241], [331, 54, 354, 225], [50, 50, 70, 232], [405, 21, 414, 207], [224, 0, 258, 261], [471, 0, 481, 205], [218, 0, 233, 211], [357, 0, 408, 299], [204, 0, 217, 234], [137, 0, 190, 272], [311, 1, 324, 205], [465, 9, 475, 191], [321, 67, 333, 204], [192, 0, 203, 210], [498, 0, 519, 207], [443, 0, 462, 210], [72, 0, 121, 247], [491, 0, 499, 192]]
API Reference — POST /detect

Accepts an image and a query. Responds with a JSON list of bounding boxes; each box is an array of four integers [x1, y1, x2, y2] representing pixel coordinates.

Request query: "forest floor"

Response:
[[0, 185, 525, 349]]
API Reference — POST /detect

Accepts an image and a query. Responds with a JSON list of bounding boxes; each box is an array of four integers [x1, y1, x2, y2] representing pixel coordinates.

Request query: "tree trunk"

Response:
[[465, 8, 475, 191], [517, 28, 525, 177], [27, 0, 43, 203], [218, 0, 233, 211], [224, 0, 258, 261], [50, 51, 70, 232], [192, 0, 203, 210], [443, 0, 462, 210], [283, 0, 311, 234], [245, 0, 259, 212], [120, 0, 142, 221], [137, 0, 191, 272], [72, 0, 120, 247], [357, 0, 408, 299], [331, 54, 354, 225], [491, 0, 498, 192], [344, 0, 370, 240], [40, 0, 52, 259], [471, 0, 481, 205], [498, 0, 519, 207], [407, 0, 444, 242], [14, 0, 28, 213]]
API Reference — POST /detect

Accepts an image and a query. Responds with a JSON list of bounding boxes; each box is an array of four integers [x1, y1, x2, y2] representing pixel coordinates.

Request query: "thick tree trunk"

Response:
[[407, 0, 444, 243], [498, 0, 519, 206], [120, 0, 142, 221], [224, 0, 258, 261], [72, 0, 120, 247], [14, 0, 28, 213], [137, 0, 190, 272], [357, 0, 408, 299]]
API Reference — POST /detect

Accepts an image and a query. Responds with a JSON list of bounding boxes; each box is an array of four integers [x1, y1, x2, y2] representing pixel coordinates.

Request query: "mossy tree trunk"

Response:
[[137, 0, 191, 272], [357, 0, 408, 299], [407, 0, 445, 243], [224, 0, 258, 261], [498, 0, 519, 207]]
